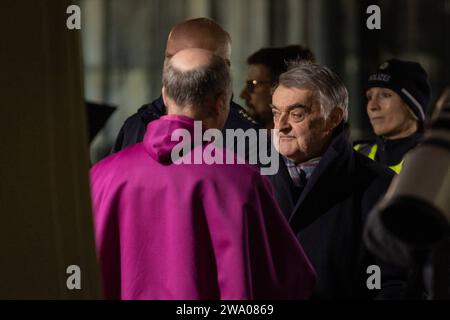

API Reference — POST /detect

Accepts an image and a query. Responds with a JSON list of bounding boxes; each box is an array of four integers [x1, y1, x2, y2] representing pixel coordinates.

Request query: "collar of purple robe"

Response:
[[143, 114, 209, 164]]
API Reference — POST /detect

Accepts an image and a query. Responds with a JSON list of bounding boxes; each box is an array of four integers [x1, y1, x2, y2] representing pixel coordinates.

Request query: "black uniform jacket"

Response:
[[112, 96, 260, 153]]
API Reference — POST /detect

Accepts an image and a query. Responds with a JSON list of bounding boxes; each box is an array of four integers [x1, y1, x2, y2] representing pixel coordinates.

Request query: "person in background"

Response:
[[240, 45, 315, 129], [354, 59, 431, 173], [90, 48, 316, 300], [364, 85, 450, 300], [112, 17, 259, 154]]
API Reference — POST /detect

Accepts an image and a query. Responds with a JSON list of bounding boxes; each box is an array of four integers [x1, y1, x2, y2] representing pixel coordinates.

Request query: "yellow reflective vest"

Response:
[[354, 143, 404, 173]]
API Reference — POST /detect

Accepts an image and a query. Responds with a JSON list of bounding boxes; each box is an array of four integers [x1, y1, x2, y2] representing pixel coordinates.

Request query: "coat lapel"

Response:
[[270, 157, 298, 220]]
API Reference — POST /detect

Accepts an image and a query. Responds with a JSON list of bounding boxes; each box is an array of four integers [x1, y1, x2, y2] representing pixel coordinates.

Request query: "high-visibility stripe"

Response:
[[389, 160, 404, 174], [368, 144, 377, 160], [354, 143, 404, 173]]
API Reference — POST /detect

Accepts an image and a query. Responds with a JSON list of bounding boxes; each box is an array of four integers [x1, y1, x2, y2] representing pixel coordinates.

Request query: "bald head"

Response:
[[162, 48, 231, 128], [163, 48, 231, 107], [166, 18, 231, 63], [170, 48, 215, 72]]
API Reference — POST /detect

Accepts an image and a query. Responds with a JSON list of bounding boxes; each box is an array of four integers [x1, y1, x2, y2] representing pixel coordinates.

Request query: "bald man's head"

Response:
[[162, 48, 231, 128], [170, 48, 215, 71], [165, 18, 231, 64], [163, 48, 231, 108]]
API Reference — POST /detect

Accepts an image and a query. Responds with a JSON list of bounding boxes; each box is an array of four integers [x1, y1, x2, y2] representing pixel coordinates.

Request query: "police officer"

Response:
[[112, 18, 258, 154], [355, 59, 431, 173]]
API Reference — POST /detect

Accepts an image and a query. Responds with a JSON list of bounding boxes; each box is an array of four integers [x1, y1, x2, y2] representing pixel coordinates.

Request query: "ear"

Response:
[[326, 107, 344, 132], [162, 86, 168, 106]]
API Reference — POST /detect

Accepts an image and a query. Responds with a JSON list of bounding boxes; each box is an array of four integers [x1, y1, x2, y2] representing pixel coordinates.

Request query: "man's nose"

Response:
[[275, 112, 291, 131], [240, 87, 250, 101]]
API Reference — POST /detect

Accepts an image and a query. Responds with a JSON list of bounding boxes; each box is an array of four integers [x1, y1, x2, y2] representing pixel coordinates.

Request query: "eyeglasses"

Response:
[[245, 80, 273, 94]]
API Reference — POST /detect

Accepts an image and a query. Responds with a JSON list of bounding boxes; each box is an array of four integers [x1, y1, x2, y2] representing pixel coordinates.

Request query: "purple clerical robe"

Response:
[[90, 115, 315, 299]]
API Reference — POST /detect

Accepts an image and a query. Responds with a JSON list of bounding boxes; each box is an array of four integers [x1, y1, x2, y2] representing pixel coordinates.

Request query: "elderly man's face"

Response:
[[272, 85, 335, 164]]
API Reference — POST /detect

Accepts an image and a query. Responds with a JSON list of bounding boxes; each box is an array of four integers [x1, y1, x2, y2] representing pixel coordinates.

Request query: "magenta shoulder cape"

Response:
[[90, 115, 315, 299]]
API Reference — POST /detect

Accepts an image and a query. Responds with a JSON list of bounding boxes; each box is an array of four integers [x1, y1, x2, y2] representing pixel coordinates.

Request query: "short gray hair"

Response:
[[162, 55, 232, 109], [276, 61, 349, 122]]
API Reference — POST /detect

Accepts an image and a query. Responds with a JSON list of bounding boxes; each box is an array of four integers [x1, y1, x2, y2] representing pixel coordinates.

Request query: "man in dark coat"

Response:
[[112, 18, 259, 154], [269, 61, 410, 299]]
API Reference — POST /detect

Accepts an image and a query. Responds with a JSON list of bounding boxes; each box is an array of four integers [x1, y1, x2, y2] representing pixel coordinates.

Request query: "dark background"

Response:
[[79, 0, 449, 161]]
